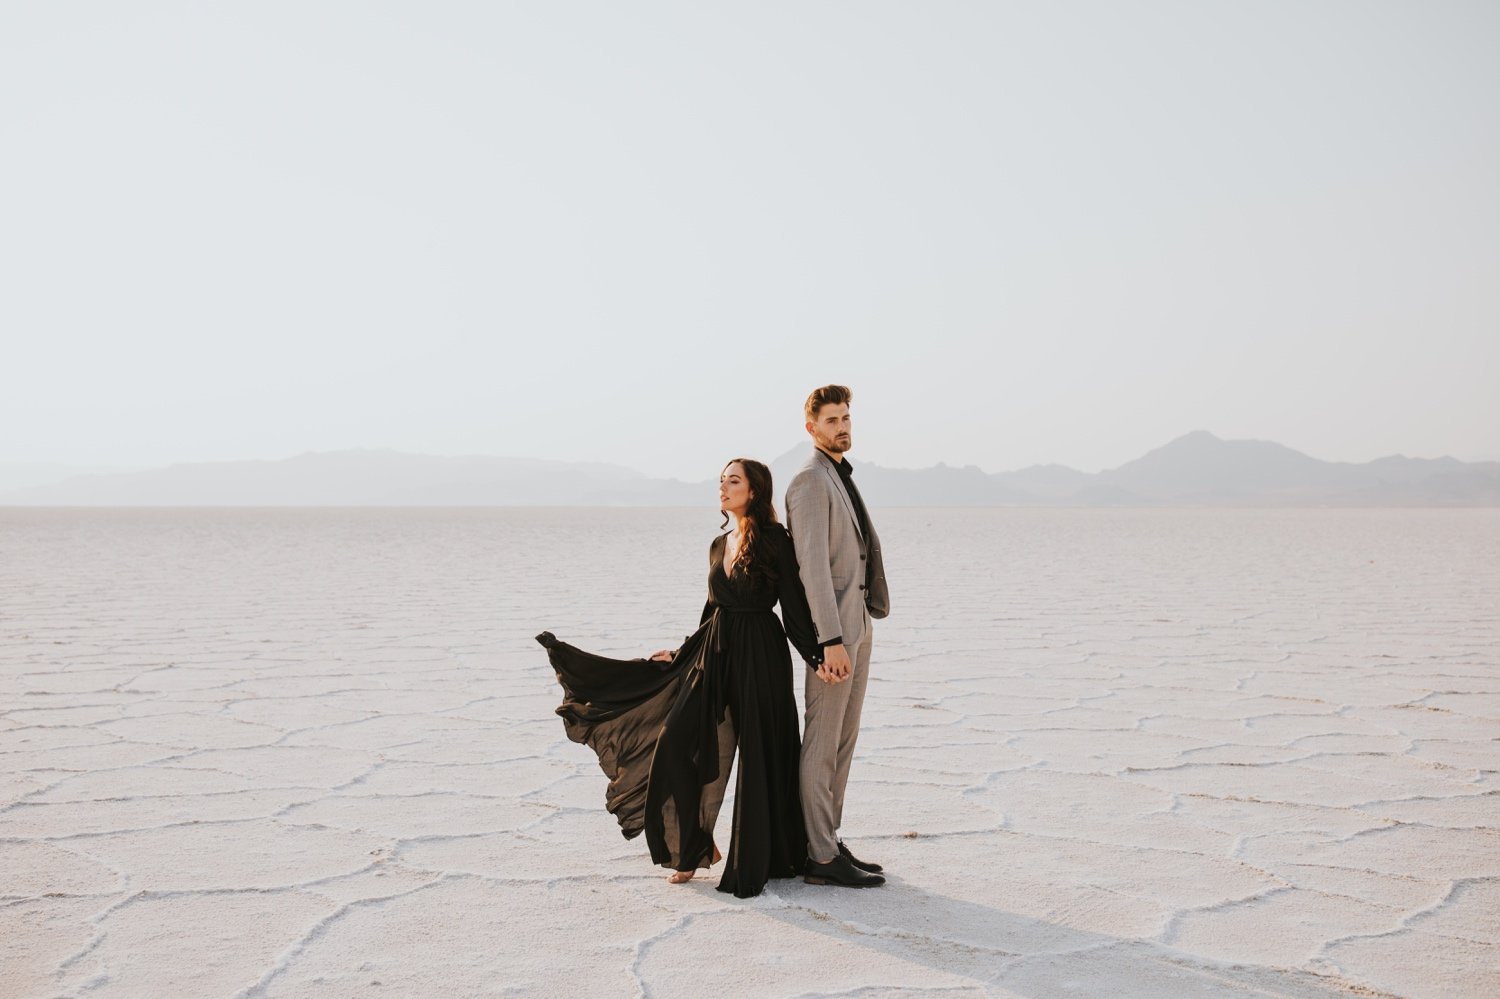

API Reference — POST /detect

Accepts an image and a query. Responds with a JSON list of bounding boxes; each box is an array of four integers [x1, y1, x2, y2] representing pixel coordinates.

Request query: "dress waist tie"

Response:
[[705, 605, 774, 654]]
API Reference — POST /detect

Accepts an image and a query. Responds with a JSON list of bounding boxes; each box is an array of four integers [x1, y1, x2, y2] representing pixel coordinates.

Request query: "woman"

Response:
[[536, 458, 823, 898]]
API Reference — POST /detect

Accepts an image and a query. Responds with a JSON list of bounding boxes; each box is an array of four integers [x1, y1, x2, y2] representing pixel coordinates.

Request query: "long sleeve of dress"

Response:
[[772, 526, 824, 668]]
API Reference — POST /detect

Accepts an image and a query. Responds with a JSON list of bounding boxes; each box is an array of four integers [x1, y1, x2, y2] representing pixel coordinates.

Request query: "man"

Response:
[[784, 384, 890, 888]]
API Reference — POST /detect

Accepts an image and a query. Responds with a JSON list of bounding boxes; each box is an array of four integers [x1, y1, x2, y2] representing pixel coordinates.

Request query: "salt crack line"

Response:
[[1153, 884, 1294, 947], [781, 986, 987, 999], [1313, 876, 1500, 955], [5, 813, 308, 844], [628, 909, 701, 999], [233, 874, 450, 999]]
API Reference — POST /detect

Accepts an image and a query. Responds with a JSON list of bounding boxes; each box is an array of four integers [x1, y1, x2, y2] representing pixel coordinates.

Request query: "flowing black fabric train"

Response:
[[538, 523, 821, 898]]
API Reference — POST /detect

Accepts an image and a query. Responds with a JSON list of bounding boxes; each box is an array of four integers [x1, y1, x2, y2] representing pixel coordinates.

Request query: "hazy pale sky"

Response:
[[3, 1, 1496, 481]]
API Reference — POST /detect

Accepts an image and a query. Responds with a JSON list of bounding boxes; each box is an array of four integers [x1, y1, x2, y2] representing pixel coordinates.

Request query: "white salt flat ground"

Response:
[[1, 507, 1497, 998]]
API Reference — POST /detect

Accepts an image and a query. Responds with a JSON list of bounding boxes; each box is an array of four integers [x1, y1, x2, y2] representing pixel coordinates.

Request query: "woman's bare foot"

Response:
[[667, 843, 722, 884]]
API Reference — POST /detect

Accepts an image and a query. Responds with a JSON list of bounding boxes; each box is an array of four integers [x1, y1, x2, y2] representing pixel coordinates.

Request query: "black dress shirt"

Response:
[[831, 454, 872, 543]]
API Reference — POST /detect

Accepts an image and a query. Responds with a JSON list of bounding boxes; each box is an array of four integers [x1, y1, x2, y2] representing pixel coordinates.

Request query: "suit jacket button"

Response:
[[858, 584, 866, 590]]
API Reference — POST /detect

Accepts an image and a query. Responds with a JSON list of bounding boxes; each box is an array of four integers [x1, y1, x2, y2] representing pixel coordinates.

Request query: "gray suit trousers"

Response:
[[800, 626, 872, 862]]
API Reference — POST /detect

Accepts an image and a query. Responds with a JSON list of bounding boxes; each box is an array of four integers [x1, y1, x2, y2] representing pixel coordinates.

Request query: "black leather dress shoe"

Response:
[[838, 841, 883, 874], [804, 853, 885, 888]]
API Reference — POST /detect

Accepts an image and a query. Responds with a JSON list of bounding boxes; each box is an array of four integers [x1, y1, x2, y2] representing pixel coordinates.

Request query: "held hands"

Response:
[[649, 649, 675, 662], [816, 643, 853, 684]]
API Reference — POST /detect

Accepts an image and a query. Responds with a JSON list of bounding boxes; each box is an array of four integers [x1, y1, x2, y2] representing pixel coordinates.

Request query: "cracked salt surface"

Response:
[[2, 506, 1497, 997]]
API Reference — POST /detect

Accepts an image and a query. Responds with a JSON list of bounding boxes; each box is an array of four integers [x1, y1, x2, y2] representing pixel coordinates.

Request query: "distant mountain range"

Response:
[[0, 461, 141, 493], [2, 432, 1497, 506], [770, 431, 1500, 507]]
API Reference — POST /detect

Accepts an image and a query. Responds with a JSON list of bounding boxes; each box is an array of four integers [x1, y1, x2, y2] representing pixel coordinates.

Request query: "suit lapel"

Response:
[[818, 455, 863, 540]]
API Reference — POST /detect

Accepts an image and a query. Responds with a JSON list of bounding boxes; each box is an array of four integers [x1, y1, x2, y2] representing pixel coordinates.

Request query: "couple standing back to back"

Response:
[[538, 384, 891, 898]]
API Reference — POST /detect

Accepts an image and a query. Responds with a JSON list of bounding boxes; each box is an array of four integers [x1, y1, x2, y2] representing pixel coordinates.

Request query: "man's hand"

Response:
[[820, 643, 852, 684], [649, 649, 674, 662]]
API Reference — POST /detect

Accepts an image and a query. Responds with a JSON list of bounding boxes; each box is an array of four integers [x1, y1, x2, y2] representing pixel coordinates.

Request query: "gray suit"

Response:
[[785, 448, 889, 861]]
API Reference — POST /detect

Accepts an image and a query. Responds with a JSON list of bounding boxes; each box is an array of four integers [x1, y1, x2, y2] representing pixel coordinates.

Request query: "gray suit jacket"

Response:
[[784, 448, 890, 652]]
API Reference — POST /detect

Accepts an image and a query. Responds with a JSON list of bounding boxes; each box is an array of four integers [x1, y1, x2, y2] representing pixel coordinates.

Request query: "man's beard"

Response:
[[821, 433, 852, 453]]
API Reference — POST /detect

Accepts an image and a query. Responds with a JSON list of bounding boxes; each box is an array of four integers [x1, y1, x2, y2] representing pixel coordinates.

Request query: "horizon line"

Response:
[[2, 429, 1496, 484]]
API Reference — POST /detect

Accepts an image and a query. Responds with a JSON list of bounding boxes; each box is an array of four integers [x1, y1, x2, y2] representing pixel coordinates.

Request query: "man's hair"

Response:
[[804, 384, 853, 423]]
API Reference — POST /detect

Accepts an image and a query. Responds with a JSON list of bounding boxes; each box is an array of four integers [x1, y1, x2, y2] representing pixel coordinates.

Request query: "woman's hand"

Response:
[[649, 649, 675, 662]]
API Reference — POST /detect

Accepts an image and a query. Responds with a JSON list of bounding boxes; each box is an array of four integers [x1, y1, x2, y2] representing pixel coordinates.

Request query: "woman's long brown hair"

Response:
[[721, 458, 779, 586]]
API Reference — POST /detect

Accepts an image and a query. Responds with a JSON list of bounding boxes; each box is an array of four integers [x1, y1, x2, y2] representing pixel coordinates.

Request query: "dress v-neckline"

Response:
[[718, 532, 739, 579]]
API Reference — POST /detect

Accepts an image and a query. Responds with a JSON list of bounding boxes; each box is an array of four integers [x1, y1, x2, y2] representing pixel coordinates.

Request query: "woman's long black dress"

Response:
[[537, 523, 821, 898]]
